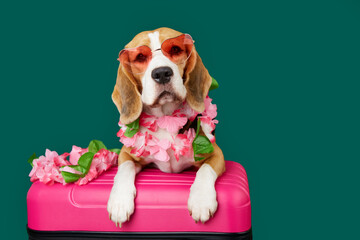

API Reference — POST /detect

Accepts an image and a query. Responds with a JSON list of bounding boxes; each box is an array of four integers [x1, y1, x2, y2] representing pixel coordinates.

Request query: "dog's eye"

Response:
[[169, 46, 182, 55], [135, 53, 147, 62]]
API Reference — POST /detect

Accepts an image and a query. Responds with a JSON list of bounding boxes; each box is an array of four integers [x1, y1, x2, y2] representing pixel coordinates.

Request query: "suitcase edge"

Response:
[[27, 225, 252, 240]]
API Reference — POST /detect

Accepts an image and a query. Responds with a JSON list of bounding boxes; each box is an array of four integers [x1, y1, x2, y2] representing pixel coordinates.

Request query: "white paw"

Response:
[[107, 182, 136, 227], [187, 182, 218, 223]]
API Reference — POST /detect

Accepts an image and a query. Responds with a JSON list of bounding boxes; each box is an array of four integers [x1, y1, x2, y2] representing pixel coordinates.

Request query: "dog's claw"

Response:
[[109, 214, 112, 220], [119, 222, 122, 228], [209, 210, 213, 218], [115, 221, 118, 228], [126, 213, 130, 222]]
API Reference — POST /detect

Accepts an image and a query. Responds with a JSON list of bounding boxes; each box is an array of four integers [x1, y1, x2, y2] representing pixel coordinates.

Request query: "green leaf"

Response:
[[194, 156, 205, 161], [124, 127, 138, 137], [109, 148, 121, 155], [192, 135, 214, 155], [28, 153, 37, 167], [124, 118, 140, 137], [61, 171, 81, 183], [195, 118, 201, 136], [192, 119, 214, 161], [126, 118, 140, 130], [88, 140, 107, 153], [77, 152, 95, 174], [209, 77, 219, 91]]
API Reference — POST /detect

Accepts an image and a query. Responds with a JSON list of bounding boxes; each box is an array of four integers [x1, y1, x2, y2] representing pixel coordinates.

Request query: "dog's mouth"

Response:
[[147, 88, 182, 108], [156, 91, 177, 105]]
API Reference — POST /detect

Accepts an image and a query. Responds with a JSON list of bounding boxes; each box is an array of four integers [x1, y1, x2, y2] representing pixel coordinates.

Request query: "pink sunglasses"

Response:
[[118, 34, 194, 74]]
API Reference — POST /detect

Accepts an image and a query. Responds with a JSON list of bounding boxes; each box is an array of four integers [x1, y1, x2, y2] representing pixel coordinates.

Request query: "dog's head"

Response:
[[112, 27, 212, 124]]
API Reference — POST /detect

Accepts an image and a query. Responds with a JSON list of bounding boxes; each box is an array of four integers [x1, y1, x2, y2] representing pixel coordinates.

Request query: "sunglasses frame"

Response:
[[118, 34, 195, 73]]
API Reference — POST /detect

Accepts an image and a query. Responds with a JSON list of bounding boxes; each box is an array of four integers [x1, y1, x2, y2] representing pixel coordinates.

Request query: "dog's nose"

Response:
[[151, 67, 173, 84]]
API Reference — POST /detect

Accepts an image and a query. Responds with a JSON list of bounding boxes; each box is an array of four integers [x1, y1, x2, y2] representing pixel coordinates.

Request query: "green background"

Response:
[[1, 0, 359, 239]]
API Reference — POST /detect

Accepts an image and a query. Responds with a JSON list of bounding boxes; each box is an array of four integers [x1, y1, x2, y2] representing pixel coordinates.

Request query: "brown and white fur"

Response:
[[107, 27, 225, 227]]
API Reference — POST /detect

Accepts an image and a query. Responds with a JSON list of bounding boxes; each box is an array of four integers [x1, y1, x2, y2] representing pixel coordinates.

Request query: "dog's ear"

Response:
[[112, 64, 142, 125], [184, 48, 212, 113]]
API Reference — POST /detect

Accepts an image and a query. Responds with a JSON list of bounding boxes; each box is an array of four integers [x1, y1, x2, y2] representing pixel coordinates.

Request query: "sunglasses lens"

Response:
[[118, 46, 152, 74], [161, 34, 194, 65]]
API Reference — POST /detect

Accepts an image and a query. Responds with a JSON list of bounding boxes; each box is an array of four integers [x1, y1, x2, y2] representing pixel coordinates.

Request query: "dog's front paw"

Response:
[[187, 182, 218, 223], [107, 182, 136, 227]]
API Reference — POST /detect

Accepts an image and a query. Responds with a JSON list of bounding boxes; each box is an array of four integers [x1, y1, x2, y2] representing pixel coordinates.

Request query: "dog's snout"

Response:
[[151, 67, 173, 84]]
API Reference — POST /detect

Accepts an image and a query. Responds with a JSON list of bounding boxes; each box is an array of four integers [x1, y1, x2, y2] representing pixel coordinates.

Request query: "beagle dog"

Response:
[[107, 27, 225, 227]]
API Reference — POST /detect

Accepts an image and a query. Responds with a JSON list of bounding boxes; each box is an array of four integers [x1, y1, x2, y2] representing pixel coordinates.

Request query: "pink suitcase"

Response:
[[27, 160, 252, 239]]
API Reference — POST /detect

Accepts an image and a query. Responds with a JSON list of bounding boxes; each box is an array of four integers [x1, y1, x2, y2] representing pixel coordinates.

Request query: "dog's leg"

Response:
[[107, 148, 141, 227], [188, 142, 225, 223]]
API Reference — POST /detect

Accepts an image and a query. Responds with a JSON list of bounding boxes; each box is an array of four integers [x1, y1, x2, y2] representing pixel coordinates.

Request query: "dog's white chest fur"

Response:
[[140, 126, 195, 173]]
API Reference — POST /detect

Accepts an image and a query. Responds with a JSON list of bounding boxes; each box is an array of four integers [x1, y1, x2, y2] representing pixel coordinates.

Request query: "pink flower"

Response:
[[147, 137, 171, 162], [29, 149, 69, 185], [116, 127, 125, 138], [157, 115, 188, 133], [69, 145, 88, 165], [92, 149, 118, 174], [199, 116, 218, 143], [139, 113, 158, 132], [171, 128, 196, 161], [174, 102, 198, 121], [130, 132, 150, 157], [75, 149, 118, 186], [76, 168, 98, 185], [120, 132, 139, 147], [203, 96, 217, 119]]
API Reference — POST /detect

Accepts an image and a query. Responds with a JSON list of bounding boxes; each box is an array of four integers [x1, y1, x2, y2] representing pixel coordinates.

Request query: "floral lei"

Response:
[[28, 140, 121, 185], [28, 78, 219, 186], [117, 78, 219, 162]]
